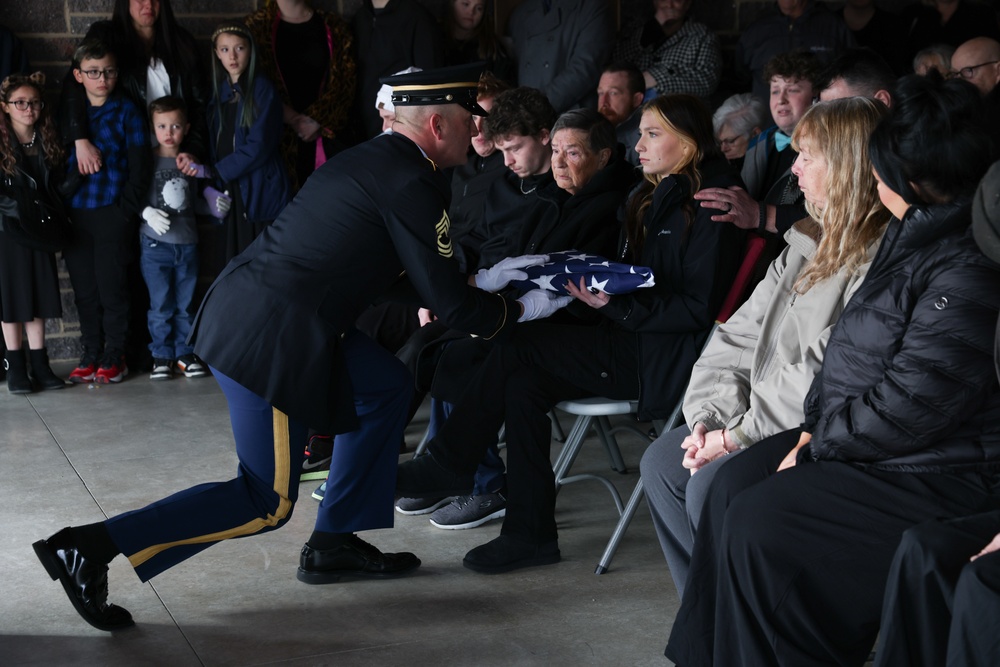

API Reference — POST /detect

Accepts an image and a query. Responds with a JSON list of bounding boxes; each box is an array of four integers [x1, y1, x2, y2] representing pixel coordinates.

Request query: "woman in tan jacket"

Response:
[[640, 96, 891, 596]]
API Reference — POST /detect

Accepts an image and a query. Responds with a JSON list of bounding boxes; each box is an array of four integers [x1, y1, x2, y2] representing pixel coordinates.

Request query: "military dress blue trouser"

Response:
[[105, 329, 412, 582]]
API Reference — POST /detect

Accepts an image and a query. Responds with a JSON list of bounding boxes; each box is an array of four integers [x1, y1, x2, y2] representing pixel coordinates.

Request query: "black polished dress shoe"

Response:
[[463, 534, 561, 574], [396, 451, 474, 499], [297, 534, 421, 584], [33, 528, 134, 631]]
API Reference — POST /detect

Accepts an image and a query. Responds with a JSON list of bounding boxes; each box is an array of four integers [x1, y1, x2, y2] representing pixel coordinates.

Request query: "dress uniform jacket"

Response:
[[191, 131, 517, 433]]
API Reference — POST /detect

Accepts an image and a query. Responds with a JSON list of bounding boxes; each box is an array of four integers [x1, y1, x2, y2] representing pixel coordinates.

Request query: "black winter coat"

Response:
[[804, 201, 1000, 472], [516, 155, 637, 258], [600, 157, 744, 420]]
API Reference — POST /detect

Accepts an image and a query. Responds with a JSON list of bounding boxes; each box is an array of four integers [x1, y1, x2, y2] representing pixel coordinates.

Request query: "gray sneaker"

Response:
[[429, 492, 507, 530], [394, 496, 454, 516]]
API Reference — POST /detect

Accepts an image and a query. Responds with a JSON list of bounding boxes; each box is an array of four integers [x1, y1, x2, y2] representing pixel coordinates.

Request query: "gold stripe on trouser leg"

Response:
[[128, 408, 294, 568]]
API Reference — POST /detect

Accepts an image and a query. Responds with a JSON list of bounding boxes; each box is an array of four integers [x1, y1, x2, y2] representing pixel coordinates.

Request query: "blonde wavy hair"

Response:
[[791, 97, 891, 292]]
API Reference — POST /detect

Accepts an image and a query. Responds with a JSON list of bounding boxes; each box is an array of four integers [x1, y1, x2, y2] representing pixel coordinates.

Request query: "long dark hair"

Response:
[[869, 73, 993, 206], [210, 24, 260, 132], [624, 94, 721, 258], [110, 0, 194, 77], [0, 73, 65, 177]]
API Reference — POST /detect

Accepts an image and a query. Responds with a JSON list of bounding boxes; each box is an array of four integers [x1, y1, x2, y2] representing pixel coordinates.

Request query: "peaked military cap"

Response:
[[380, 63, 489, 116]]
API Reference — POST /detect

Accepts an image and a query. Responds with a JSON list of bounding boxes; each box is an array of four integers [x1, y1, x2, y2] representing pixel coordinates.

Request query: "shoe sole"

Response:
[[394, 496, 455, 516], [295, 559, 421, 584], [149, 374, 172, 381], [32, 539, 135, 632], [94, 367, 128, 384], [462, 550, 561, 574], [69, 375, 94, 384], [311, 489, 325, 501], [430, 507, 506, 530], [300, 457, 333, 481], [178, 365, 208, 378]]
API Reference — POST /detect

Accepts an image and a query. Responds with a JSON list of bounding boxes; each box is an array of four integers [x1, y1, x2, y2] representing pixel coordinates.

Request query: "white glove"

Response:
[[517, 289, 573, 322], [474, 254, 550, 292], [142, 206, 171, 236]]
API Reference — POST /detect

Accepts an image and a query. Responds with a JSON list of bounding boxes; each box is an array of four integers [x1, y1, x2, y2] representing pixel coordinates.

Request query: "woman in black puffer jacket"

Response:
[[666, 75, 1000, 667]]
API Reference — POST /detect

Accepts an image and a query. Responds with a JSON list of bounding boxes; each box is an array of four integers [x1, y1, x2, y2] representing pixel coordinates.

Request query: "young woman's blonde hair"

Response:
[[791, 97, 891, 292], [624, 94, 719, 258]]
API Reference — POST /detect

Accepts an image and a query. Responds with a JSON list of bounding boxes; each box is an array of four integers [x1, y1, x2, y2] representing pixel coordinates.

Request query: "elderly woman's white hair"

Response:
[[711, 93, 768, 138]]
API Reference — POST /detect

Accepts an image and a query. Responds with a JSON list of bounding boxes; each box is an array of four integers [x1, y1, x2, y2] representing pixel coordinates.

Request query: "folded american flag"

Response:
[[509, 251, 656, 296]]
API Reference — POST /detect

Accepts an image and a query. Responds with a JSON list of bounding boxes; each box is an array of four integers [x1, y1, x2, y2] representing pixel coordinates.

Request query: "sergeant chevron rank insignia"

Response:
[[436, 210, 453, 257]]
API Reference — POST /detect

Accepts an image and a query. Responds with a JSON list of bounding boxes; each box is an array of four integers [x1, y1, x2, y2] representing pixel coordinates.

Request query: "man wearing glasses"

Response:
[[951, 37, 1000, 95]]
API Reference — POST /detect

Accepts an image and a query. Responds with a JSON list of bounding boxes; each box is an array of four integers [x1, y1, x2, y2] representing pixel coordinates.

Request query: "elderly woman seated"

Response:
[[712, 93, 768, 170], [391, 105, 638, 528], [398, 94, 746, 571]]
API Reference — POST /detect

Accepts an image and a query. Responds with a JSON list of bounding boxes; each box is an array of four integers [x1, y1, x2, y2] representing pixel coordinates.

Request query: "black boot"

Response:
[[4, 349, 32, 394], [29, 348, 67, 390]]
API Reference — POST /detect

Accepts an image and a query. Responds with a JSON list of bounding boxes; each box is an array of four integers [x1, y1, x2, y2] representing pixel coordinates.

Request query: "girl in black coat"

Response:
[[0, 73, 68, 393], [397, 94, 744, 573], [666, 75, 1000, 667]]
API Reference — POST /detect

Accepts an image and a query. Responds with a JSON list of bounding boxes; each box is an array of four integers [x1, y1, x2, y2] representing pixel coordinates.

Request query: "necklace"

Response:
[[19, 130, 36, 149], [519, 178, 538, 195]]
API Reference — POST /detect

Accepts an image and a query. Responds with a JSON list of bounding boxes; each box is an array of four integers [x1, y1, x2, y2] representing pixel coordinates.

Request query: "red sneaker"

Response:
[[68, 352, 98, 384], [94, 351, 128, 384]]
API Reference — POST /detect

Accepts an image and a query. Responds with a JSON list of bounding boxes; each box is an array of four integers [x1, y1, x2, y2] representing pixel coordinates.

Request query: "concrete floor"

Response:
[[0, 364, 679, 666]]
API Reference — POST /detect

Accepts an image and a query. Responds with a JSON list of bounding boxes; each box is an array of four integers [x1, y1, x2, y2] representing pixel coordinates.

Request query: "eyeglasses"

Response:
[[7, 99, 44, 110], [951, 60, 999, 80], [79, 68, 119, 80], [718, 135, 745, 148]]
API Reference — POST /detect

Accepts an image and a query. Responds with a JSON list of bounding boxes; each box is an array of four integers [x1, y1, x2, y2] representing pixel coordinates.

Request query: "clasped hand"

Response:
[[681, 423, 734, 475]]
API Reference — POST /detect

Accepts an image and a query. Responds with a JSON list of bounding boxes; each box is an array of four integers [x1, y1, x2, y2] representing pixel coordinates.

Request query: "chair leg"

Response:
[[595, 415, 627, 473], [552, 415, 592, 485], [549, 410, 566, 442], [595, 477, 646, 575], [413, 424, 431, 457]]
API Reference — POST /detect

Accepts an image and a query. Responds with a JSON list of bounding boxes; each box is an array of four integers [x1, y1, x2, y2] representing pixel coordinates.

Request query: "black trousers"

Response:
[[63, 206, 134, 354], [428, 320, 639, 543], [665, 430, 996, 667], [876, 510, 1000, 667]]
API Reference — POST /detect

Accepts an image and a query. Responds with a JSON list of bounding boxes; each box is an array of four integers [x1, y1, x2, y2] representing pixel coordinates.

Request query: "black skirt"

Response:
[[0, 230, 62, 322]]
